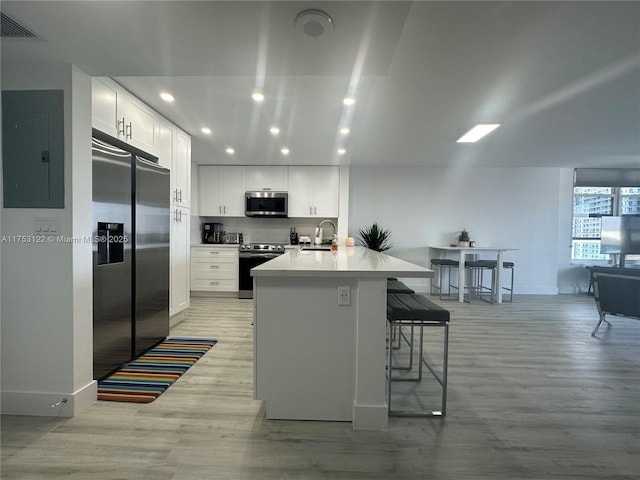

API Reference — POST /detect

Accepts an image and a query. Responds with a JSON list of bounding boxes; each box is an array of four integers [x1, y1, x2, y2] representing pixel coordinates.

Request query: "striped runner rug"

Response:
[[97, 337, 217, 403]]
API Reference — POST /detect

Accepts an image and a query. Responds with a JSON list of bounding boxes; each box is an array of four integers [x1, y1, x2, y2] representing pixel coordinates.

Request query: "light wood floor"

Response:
[[2, 294, 639, 479]]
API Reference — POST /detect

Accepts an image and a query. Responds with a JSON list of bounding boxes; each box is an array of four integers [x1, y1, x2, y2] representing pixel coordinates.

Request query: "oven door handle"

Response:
[[240, 253, 281, 259]]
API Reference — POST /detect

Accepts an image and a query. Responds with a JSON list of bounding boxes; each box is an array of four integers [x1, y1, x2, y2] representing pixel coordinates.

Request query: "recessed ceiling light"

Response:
[[343, 97, 356, 106], [281, 147, 290, 156], [252, 91, 265, 102], [270, 126, 280, 135], [160, 92, 174, 102], [340, 127, 350, 135], [337, 148, 346, 155], [201, 127, 212, 135], [226, 147, 235, 155], [457, 124, 501, 143]]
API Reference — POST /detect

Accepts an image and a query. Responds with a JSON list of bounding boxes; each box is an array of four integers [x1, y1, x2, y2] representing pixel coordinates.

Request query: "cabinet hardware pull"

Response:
[[309, 206, 313, 215], [219, 205, 222, 214], [209, 281, 219, 285], [118, 118, 125, 136], [178, 189, 183, 203], [209, 265, 220, 269], [210, 251, 219, 255], [126, 122, 132, 140]]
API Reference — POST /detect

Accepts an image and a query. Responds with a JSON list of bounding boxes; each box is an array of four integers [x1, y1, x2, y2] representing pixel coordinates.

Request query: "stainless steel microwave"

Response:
[[245, 191, 288, 217]]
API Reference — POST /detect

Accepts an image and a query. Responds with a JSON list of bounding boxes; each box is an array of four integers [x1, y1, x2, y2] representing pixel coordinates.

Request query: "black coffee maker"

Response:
[[202, 223, 224, 244]]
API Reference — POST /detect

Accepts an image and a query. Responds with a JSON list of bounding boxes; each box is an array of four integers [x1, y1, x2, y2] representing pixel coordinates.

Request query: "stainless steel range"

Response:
[[238, 243, 286, 299]]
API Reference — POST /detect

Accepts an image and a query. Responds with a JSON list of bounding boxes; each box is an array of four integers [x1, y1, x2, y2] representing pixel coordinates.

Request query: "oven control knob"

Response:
[[276, 245, 282, 250]]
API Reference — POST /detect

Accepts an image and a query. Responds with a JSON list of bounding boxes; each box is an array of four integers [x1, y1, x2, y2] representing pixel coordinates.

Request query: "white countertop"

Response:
[[251, 246, 433, 278]]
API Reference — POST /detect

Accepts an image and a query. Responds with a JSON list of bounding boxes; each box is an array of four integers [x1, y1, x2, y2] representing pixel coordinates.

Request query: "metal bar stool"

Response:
[[386, 279, 416, 368], [430, 259, 458, 300], [386, 293, 450, 417], [466, 260, 498, 303], [502, 262, 515, 302]]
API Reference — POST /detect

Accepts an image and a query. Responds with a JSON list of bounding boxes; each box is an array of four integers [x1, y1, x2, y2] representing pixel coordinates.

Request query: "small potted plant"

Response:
[[358, 222, 393, 252], [458, 229, 470, 247]]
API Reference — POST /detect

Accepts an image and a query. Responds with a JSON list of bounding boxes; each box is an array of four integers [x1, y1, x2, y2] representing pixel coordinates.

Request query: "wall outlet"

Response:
[[338, 285, 351, 306]]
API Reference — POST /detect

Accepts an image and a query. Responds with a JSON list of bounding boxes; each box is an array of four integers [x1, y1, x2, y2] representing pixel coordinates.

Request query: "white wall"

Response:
[[1, 62, 95, 416], [348, 165, 571, 294]]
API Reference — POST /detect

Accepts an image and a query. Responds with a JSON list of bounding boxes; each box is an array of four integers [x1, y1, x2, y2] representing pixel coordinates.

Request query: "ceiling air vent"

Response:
[[295, 9, 333, 39], [1, 12, 38, 38]]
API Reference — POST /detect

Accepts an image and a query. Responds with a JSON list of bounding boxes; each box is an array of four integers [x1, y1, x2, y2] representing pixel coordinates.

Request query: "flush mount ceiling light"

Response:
[[343, 97, 356, 106], [225, 147, 235, 155], [251, 91, 264, 102], [159, 92, 174, 102], [201, 127, 211, 135], [295, 9, 334, 38], [281, 147, 290, 156], [457, 124, 501, 143], [340, 127, 350, 135], [337, 148, 346, 155], [270, 126, 280, 136]]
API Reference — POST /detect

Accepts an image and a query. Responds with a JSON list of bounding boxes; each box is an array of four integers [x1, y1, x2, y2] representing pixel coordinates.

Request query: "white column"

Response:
[[352, 277, 389, 429]]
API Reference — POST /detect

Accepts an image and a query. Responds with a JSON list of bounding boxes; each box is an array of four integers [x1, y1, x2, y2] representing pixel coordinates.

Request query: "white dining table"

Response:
[[429, 246, 518, 303]]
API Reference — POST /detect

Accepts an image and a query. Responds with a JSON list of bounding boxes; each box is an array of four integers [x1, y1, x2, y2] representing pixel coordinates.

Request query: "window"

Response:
[[571, 185, 640, 261], [620, 187, 640, 214]]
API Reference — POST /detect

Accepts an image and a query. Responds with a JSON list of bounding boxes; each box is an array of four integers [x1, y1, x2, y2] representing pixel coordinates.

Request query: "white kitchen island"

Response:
[[251, 246, 433, 430]]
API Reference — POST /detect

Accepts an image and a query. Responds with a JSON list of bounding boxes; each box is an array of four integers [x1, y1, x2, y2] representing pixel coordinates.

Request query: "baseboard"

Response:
[[1, 380, 97, 417], [170, 311, 186, 327], [403, 282, 559, 296], [352, 403, 389, 430], [190, 291, 239, 298]]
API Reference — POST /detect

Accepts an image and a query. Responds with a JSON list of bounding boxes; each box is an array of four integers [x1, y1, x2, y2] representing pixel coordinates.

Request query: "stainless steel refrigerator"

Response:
[[92, 130, 170, 379]]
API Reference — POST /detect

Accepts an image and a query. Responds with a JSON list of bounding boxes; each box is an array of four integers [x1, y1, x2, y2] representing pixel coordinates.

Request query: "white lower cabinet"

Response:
[[170, 207, 190, 318], [191, 246, 239, 293]]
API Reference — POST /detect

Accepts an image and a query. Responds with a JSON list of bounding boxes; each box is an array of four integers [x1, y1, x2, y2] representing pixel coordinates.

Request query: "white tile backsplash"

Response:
[[191, 216, 337, 245]]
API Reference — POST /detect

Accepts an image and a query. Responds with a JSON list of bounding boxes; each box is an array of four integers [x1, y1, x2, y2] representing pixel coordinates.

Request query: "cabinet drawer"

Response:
[[191, 263, 237, 276], [191, 276, 238, 291], [192, 256, 237, 267], [191, 248, 238, 260]]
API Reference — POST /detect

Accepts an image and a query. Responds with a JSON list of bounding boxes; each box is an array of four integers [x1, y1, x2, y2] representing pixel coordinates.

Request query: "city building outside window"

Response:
[[571, 185, 640, 261]]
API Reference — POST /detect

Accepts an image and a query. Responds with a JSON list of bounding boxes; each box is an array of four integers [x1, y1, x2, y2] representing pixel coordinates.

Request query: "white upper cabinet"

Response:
[[91, 77, 119, 138], [245, 166, 288, 192], [288, 167, 314, 217], [91, 77, 156, 154], [119, 90, 156, 154], [313, 167, 340, 218], [288, 166, 339, 218], [199, 166, 246, 217]]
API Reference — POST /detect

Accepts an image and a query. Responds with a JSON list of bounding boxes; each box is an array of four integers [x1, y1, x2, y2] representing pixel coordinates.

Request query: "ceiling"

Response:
[[2, 1, 639, 168]]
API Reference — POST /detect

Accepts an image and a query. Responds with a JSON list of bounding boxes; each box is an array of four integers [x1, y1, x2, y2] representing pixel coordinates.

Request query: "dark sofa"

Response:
[[590, 266, 640, 336]]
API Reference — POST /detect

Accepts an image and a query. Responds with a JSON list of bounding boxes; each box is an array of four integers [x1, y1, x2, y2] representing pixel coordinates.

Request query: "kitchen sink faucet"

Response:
[[314, 219, 337, 245]]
